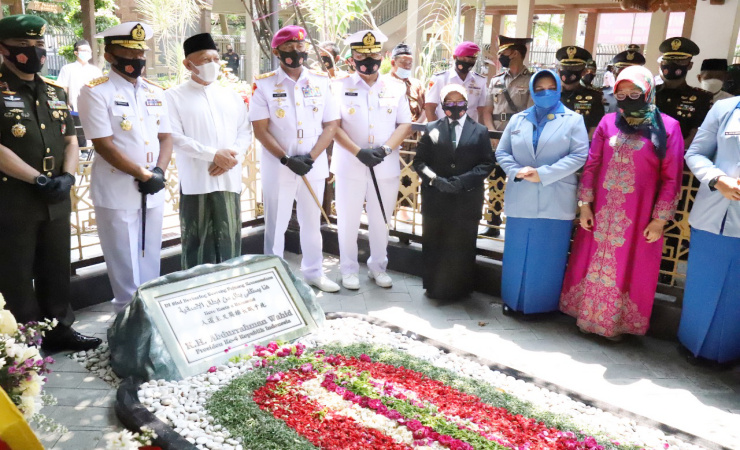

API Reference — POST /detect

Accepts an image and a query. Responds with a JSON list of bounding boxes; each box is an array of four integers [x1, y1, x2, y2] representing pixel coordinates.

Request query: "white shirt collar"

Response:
[[277, 66, 308, 85]]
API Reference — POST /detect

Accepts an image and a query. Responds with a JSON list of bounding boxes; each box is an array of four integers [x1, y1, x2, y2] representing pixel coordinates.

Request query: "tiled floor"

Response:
[[35, 252, 740, 449]]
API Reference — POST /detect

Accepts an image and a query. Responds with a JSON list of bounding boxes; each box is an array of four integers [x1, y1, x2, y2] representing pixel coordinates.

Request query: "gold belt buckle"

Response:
[[43, 156, 55, 172], [297, 129, 304, 139]]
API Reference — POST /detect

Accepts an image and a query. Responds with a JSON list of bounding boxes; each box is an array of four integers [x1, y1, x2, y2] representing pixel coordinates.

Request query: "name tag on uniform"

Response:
[[511, 130, 521, 135], [272, 93, 287, 98], [302, 85, 321, 98], [345, 92, 358, 96], [3, 95, 23, 108], [115, 100, 130, 106], [145, 98, 162, 107], [47, 100, 68, 110]]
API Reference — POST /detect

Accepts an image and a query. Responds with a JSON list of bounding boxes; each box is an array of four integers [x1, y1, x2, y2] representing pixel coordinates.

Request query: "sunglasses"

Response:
[[442, 101, 467, 107], [615, 91, 644, 101]]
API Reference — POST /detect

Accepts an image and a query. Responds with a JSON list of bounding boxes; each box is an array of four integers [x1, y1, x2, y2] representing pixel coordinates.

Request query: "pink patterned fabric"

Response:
[[560, 113, 684, 337]]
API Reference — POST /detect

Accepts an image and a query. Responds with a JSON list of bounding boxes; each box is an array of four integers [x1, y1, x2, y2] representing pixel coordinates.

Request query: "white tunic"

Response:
[[249, 67, 340, 182], [77, 71, 171, 210], [166, 79, 252, 195], [56, 60, 103, 111], [426, 68, 487, 121], [331, 73, 412, 180]]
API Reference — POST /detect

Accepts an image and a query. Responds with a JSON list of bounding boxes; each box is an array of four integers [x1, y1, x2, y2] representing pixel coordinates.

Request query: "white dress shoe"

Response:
[[307, 276, 340, 293], [368, 271, 392, 288], [342, 273, 360, 290]]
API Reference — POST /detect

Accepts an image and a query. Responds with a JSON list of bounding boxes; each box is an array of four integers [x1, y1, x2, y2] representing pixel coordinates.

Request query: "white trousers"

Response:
[[95, 205, 164, 311], [263, 177, 325, 280], [335, 175, 399, 275]]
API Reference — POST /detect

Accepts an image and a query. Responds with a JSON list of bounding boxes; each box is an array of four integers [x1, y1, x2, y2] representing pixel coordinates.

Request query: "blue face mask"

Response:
[[532, 89, 560, 109]]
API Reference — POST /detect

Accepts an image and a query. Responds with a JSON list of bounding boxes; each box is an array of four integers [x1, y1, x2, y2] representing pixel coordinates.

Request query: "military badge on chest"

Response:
[[120, 114, 133, 131], [5, 107, 29, 138], [301, 84, 321, 98]]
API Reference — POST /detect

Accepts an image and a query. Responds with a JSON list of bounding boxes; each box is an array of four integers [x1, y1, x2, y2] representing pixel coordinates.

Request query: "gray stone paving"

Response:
[[35, 252, 740, 449]]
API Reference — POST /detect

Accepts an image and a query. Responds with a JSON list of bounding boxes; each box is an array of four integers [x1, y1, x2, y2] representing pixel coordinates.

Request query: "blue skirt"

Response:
[[678, 228, 740, 363], [501, 217, 573, 313]]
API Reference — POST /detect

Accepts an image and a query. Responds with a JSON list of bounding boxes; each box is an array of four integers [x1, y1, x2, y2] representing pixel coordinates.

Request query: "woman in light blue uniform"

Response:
[[678, 96, 740, 365], [495, 70, 589, 315]]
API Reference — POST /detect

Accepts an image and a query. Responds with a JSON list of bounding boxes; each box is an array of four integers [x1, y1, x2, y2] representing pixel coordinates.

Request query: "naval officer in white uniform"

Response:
[[77, 22, 172, 312], [332, 29, 412, 289], [250, 25, 341, 292]]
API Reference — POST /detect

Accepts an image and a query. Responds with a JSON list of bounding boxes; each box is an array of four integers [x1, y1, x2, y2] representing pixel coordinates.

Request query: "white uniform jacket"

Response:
[[249, 67, 340, 182], [77, 71, 171, 210], [331, 73, 412, 180]]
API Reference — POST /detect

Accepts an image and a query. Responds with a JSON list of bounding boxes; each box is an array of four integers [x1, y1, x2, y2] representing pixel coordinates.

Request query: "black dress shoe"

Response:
[[482, 227, 501, 238], [42, 330, 102, 353]]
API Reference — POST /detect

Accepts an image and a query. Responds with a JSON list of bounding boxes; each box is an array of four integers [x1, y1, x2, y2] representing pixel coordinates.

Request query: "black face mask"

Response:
[[4, 44, 46, 74], [321, 55, 334, 69], [582, 73, 595, 85], [455, 59, 475, 74], [354, 57, 381, 75], [498, 54, 511, 68], [660, 63, 687, 80], [442, 102, 468, 121], [559, 69, 582, 84], [113, 56, 146, 78], [617, 97, 648, 114], [278, 50, 307, 68]]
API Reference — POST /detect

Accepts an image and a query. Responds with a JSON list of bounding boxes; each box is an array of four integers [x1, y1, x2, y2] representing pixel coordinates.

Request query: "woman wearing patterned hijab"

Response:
[[559, 66, 684, 341]]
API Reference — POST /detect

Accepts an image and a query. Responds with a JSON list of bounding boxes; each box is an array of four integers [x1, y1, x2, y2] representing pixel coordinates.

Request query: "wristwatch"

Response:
[[280, 155, 289, 165], [35, 174, 50, 187], [708, 175, 722, 192], [380, 145, 392, 156], [577, 200, 590, 207]]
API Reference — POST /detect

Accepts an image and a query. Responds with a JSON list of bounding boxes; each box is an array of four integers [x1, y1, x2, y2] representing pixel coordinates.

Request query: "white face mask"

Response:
[[78, 51, 92, 62], [395, 67, 412, 79], [700, 78, 724, 94], [193, 61, 220, 83]]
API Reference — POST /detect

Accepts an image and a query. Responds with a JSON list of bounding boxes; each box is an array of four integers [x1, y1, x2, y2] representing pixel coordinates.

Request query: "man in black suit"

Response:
[[412, 84, 495, 300]]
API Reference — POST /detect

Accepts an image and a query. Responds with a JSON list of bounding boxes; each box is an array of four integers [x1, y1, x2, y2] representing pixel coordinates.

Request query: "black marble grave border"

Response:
[[115, 312, 729, 450]]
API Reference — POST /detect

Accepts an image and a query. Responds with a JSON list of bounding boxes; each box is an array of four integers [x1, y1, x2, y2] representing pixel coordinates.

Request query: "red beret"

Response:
[[453, 41, 480, 58], [271, 25, 306, 49]]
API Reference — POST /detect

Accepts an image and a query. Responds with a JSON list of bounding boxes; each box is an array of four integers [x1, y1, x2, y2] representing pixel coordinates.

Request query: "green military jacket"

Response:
[[655, 82, 713, 140], [561, 84, 605, 130], [0, 64, 76, 221]]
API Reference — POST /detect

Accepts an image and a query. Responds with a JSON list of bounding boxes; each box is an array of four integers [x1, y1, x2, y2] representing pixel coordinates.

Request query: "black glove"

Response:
[[433, 176, 464, 193], [284, 155, 313, 176], [138, 167, 166, 195], [356, 147, 383, 167], [51, 172, 75, 202]]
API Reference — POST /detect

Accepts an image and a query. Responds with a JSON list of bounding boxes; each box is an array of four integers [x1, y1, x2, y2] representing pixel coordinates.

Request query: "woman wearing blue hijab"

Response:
[[495, 69, 589, 316]]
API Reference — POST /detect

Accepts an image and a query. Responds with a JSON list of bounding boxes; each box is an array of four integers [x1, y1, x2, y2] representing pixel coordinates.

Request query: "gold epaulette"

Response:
[[333, 73, 350, 80], [41, 76, 64, 89], [309, 69, 329, 77], [86, 76, 109, 88], [255, 71, 276, 80], [142, 77, 166, 90]]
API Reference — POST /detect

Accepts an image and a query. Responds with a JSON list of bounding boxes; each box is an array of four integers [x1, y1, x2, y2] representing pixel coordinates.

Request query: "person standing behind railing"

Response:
[[413, 85, 494, 300], [495, 69, 588, 317], [559, 66, 684, 341], [678, 95, 740, 367], [331, 30, 412, 290], [166, 33, 252, 270]]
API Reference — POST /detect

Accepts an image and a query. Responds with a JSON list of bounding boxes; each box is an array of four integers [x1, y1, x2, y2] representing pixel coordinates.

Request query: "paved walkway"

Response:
[[35, 252, 740, 449]]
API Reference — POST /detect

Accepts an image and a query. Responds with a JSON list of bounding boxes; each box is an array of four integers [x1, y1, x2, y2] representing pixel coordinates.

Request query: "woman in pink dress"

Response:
[[559, 66, 684, 340]]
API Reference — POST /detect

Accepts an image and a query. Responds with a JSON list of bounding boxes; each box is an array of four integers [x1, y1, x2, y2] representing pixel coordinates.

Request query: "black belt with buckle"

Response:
[[491, 113, 510, 121]]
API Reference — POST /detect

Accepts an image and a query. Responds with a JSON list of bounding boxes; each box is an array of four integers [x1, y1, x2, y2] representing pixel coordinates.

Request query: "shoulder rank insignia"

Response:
[[86, 76, 110, 88], [472, 71, 485, 78], [255, 71, 277, 80], [40, 76, 64, 89], [333, 73, 350, 81], [142, 77, 166, 90], [309, 69, 329, 77], [433, 70, 447, 76]]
